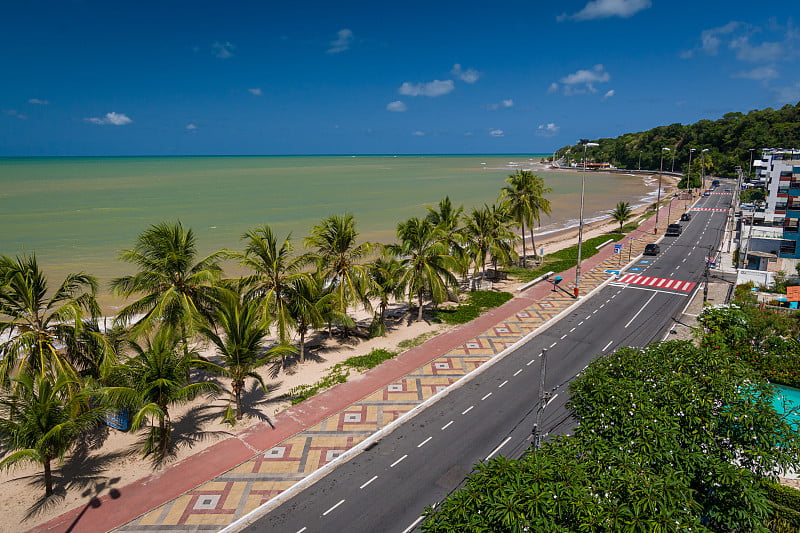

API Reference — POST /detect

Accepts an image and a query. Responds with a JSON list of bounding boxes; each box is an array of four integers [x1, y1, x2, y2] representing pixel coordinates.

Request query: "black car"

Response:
[[644, 243, 660, 255], [665, 223, 682, 236], [680, 212, 692, 221]]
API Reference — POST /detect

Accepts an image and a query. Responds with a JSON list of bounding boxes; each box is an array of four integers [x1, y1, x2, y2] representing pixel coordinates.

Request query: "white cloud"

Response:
[[699, 22, 740, 55], [602, 89, 615, 100], [28, 98, 49, 105], [502, 99, 514, 107], [729, 36, 784, 62], [84, 112, 132, 126], [412, 131, 425, 136], [3, 110, 27, 120], [771, 81, 800, 104], [551, 64, 611, 95], [327, 29, 354, 54], [537, 123, 560, 137], [451, 64, 480, 84], [386, 101, 407, 112], [212, 41, 235, 59], [486, 99, 514, 110], [186, 123, 197, 130], [398, 79, 455, 97], [248, 88, 263, 96], [559, 0, 651, 22], [489, 129, 504, 137], [733, 66, 779, 80]]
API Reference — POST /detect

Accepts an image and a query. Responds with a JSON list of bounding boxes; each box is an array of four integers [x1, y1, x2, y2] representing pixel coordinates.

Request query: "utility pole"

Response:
[[703, 245, 712, 303], [532, 348, 549, 449]]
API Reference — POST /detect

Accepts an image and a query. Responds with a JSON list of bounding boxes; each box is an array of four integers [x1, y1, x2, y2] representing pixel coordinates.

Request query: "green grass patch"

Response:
[[506, 234, 624, 283], [397, 331, 439, 351], [432, 290, 513, 325], [343, 348, 398, 371]]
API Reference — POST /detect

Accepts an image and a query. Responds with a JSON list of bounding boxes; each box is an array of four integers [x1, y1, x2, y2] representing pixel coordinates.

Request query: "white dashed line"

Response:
[[323, 499, 345, 516], [418, 436, 432, 448], [296, 528, 307, 533], [390, 454, 407, 467], [481, 392, 492, 401], [513, 369, 522, 376], [602, 340, 614, 351], [462, 406, 474, 415], [402, 516, 425, 533], [570, 327, 576, 332], [527, 359, 535, 366], [360, 475, 378, 489], [560, 334, 567, 340], [549, 342, 557, 348], [485, 436, 514, 461], [498, 380, 508, 388], [578, 321, 584, 325], [585, 315, 591, 320], [441, 420, 454, 430]]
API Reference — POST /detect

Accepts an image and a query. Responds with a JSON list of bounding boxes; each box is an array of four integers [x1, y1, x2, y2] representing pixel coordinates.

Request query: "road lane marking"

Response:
[[599, 303, 605, 309], [570, 327, 576, 332], [485, 436, 514, 461], [549, 342, 557, 348], [527, 359, 535, 366], [602, 340, 614, 351], [585, 315, 591, 320], [296, 528, 307, 533], [360, 475, 378, 489], [323, 499, 345, 516], [498, 380, 508, 388], [390, 454, 407, 467], [560, 334, 567, 339], [592, 309, 598, 314], [578, 320, 584, 325], [462, 406, 474, 415], [441, 420, 453, 430], [625, 292, 657, 328], [481, 392, 492, 401], [513, 369, 522, 376], [418, 436, 433, 447], [402, 516, 425, 533]]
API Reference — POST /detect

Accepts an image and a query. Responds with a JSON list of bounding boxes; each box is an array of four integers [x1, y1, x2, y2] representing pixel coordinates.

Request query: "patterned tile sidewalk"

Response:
[[32, 206, 677, 533]]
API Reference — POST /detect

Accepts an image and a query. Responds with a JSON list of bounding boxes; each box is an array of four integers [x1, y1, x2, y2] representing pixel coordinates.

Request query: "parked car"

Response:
[[666, 223, 682, 236], [680, 212, 692, 221], [644, 243, 660, 255], [702, 191, 710, 197]]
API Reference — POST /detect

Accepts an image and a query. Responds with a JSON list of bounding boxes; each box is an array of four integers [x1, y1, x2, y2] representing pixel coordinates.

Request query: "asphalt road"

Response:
[[237, 183, 733, 533]]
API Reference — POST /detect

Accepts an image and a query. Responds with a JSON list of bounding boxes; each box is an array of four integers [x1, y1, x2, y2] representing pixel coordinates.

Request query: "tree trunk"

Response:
[[159, 408, 171, 461], [44, 456, 53, 497], [417, 289, 424, 321], [233, 378, 244, 420], [529, 225, 537, 259], [520, 217, 527, 266], [299, 328, 306, 363]]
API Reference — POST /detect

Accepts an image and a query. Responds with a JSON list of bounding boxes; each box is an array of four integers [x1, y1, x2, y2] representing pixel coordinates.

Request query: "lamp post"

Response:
[[748, 148, 755, 179], [701, 148, 709, 190], [575, 139, 599, 298], [638, 150, 642, 171], [654, 147, 670, 234], [671, 150, 676, 173], [687, 147, 696, 201]]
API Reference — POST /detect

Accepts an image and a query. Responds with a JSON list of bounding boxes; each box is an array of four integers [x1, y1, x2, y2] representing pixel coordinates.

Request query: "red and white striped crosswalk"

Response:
[[616, 274, 696, 292], [691, 207, 728, 212]]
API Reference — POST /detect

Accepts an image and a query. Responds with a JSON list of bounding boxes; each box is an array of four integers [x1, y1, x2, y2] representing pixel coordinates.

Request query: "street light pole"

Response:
[[749, 148, 755, 179], [701, 148, 709, 190], [687, 147, 696, 203], [654, 147, 670, 234], [638, 150, 642, 171], [575, 139, 599, 298]]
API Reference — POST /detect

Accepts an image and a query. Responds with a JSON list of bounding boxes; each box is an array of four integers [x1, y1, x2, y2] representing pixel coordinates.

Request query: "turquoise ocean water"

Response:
[[0, 155, 655, 310]]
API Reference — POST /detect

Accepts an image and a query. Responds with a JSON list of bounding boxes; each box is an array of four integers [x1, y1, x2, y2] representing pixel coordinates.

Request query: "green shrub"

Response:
[[343, 349, 397, 371], [432, 290, 512, 324], [397, 331, 438, 351], [466, 290, 513, 309], [288, 364, 350, 405], [765, 481, 800, 512]]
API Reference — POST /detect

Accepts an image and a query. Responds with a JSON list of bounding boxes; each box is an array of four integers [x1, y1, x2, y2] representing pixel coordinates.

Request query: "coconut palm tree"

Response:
[[528, 173, 552, 255], [0, 372, 105, 497], [104, 326, 218, 465], [303, 214, 374, 333], [110, 221, 224, 355], [284, 273, 351, 363], [610, 201, 633, 232], [197, 289, 296, 424], [0, 254, 107, 389], [498, 171, 532, 265], [426, 197, 469, 280], [366, 256, 405, 337], [233, 224, 305, 344], [390, 217, 458, 321], [462, 205, 514, 289]]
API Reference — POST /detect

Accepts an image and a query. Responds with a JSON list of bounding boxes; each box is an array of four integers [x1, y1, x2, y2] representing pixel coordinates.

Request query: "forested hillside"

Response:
[[558, 102, 800, 179]]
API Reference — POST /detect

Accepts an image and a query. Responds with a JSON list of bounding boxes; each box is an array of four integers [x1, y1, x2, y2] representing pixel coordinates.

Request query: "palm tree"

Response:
[[610, 201, 633, 232], [366, 256, 405, 337], [462, 205, 516, 289], [303, 214, 374, 333], [110, 221, 224, 355], [104, 326, 218, 465], [197, 289, 296, 424], [426, 197, 469, 280], [390, 217, 458, 321], [285, 274, 351, 363], [528, 173, 552, 255], [498, 171, 532, 265], [0, 372, 105, 497], [233, 224, 305, 344], [0, 254, 107, 389]]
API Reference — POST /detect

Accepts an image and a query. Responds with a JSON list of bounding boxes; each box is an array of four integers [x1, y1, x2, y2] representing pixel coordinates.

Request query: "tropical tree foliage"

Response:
[[366, 256, 405, 337], [461, 205, 516, 288], [422, 340, 800, 531], [498, 170, 552, 264], [610, 201, 632, 231], [0, 254, 106, 388], [0, 372, 105, 496]]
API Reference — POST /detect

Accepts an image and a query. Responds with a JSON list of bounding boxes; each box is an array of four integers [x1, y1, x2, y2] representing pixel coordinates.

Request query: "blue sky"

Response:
[[2, 0, 799, 156]]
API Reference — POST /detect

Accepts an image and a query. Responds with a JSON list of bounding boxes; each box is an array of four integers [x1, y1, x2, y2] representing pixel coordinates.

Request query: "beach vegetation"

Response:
[[431, 290, 512, 325], [498, 170, 552, 265], [609, 201, 632, 232], [0, 254, 107, 391], [397, 331, 439, 351], [390, 217, 459, 321], [109, 221, 224, 359], [461, 204, 517, 290], [196, 288, 296, 424], [0, 372, 106, 497], [103, 326, 219, 466], [366, 256, 405, 337]]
